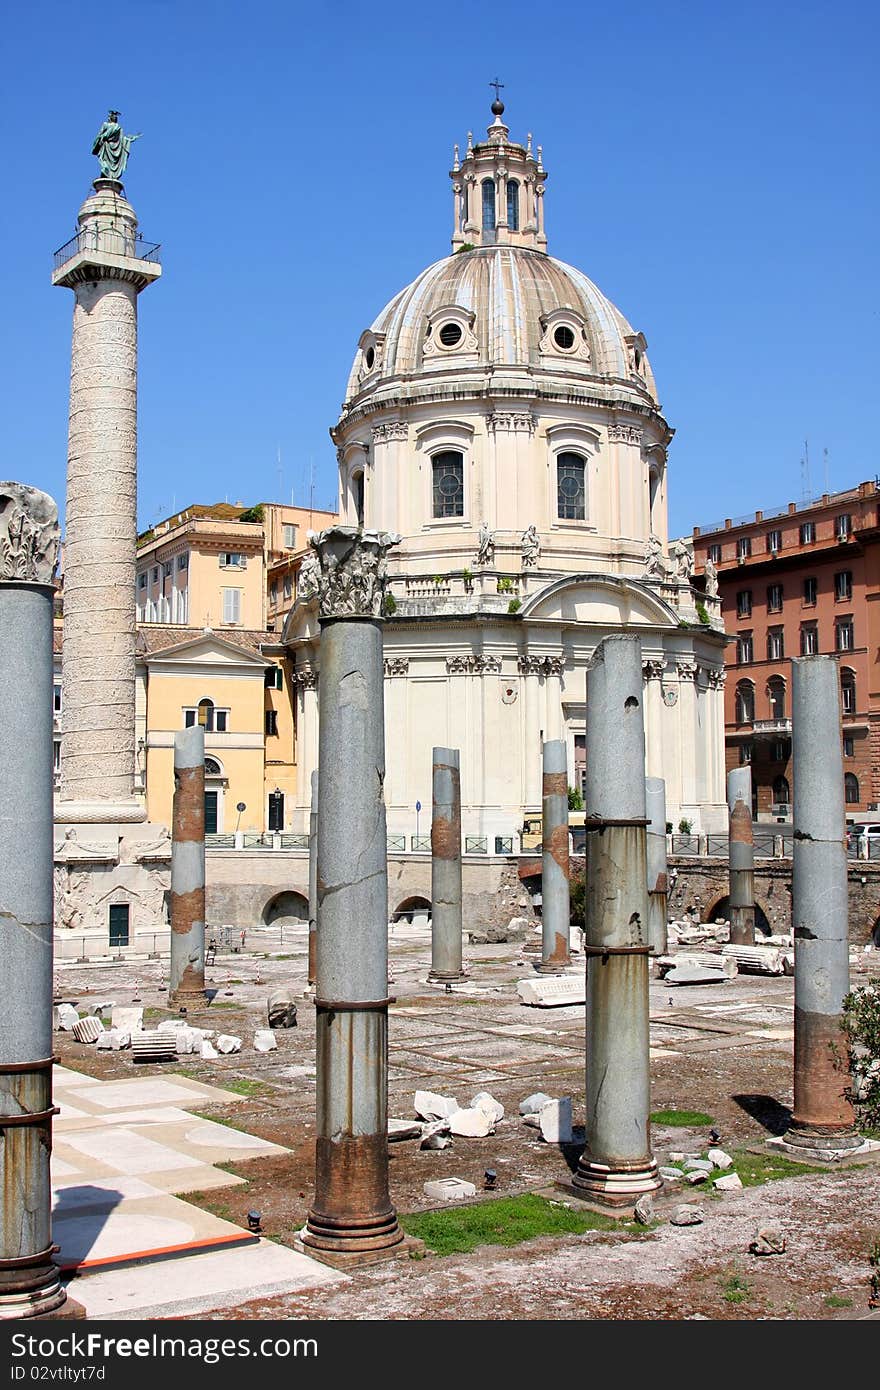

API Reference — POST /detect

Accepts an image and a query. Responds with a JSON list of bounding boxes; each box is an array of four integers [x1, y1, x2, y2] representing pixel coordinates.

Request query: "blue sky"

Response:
[[2, 0, 877, 536]]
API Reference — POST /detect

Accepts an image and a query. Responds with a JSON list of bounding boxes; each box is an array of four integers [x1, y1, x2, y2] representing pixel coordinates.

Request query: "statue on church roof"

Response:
[[475, 520, 495, 567], [521, 524, 540, 568], [91, 110, 142, 181]]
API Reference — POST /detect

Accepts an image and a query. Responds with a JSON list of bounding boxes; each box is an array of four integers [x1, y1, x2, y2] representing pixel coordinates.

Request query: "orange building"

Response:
[[692, 481, 880, 819]]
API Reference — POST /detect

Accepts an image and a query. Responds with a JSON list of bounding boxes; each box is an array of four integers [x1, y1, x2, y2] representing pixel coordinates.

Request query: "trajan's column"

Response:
[[52, 114, 170, 940]]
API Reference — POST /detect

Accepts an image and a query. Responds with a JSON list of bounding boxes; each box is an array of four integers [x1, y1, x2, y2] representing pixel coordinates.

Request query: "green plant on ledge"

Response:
[[677, 817, 693, 835], [497, 576, 514, 593], [433, 575, 445, 586], [462, 568, 474, 586], [454, 242, 476, 254], [238, 503, 264, 524], [695, 600, 711, 625], [568, 785, 584, 811], [383, 592, 397, 616], [507, 598, 521, 613]]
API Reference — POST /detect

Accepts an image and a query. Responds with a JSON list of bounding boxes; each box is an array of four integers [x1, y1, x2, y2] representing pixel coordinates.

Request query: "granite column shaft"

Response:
[[539, 739, 571, 971], [727, 766, 755, 947], [430, 747, 464, 981], [169, 726, 207, 1004], [645, 777, 668, 957], [308, 769, 318, 988]]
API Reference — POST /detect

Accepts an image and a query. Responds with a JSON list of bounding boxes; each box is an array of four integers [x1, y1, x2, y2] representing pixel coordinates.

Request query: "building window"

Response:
[[53, 739, 61, 772], [845, 772, 860, 804], [264, 665, 283, 689], [221, 587, 242, 624], [556, 453, 586, 520], [803, 576, 817, 606], [269, 580, 278, 602], [737, 537, 751, 560], [736, 590, 752, 618], [844, 735, 855, 758], [177, 552, 188, 570], [162, 561, 172, 579], [800, 521, 816, 544], [835, 570, 853, 601], [708, 543, 722, 564], [800, 623, 819, 655], [841, 670, 856, 714], [836, 513, 852, 540], [151, 566, 159, 584], [109, 903, 130, 949], [767, 529, 782, 553], [737, 632, 753, 664], [772, 739, 789, 762], [772, 775, 791, 808], [481, 178, 496, 231], [767, 628, 785, 661], [352, 471, 365, 526], [187, 700, 229, 733], [767, 583, 783, 612], [220, 552, 246, 569], [739, 742, 752, 764], [554, 324, 576, 351], [137, 572, 147, 590], [432, 451, 464, 518], [506, 179, 519, 230], [283, 524, 296, 549], [268, 790, 284, 831], [836, 618, 854, 652], [53, 682, 62, 713], [283, 573, 293, 600], [735, 681, 755, 724], [265, 709, 278, 736], [768, 677, 786, 720]]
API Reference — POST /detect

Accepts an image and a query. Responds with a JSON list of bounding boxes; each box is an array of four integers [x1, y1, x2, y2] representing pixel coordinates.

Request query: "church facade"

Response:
[[284, 100, 727, 842]]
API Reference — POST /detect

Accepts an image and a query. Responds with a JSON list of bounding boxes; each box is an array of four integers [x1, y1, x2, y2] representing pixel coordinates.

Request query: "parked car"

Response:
[[847, 823, 880, 857]]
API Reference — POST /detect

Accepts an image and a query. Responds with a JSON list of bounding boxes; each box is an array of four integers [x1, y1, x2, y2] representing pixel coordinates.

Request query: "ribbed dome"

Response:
[[344, 245, 657, 406]]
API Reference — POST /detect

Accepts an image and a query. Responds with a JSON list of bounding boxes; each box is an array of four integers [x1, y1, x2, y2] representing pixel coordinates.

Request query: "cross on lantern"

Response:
[[490, 77, 504, 101]]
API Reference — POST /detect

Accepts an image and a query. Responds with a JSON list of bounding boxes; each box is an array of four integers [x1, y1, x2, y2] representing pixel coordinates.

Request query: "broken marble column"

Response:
[[539, 739, 571, 972], [645, 777, 668, 956], [302, 527, 405, 1261], [169, 726, 207, 1005], [784, 655, 860, 1154], [308, 768, 318, 987], [430, 747, 464, 981], [573, 635, 661, 1206], [0, 483, 67, 1317], [727, 766, 755, 947]]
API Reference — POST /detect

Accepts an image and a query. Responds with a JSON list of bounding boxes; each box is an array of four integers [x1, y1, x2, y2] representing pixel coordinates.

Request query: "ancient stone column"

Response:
[[308, 769, 318, 987], [0, 484, 67, 1317], [784, 656, 861, 1155], [52, 178, 160, 822], [430, 747, 465, 981], [573, 636, 661, 1206], [302, 527, 405, 1262], [169, 726, 207, 1005], [727, 766, 755, 946], [539, 739, 571, 972], [645, 776, 668, 956]]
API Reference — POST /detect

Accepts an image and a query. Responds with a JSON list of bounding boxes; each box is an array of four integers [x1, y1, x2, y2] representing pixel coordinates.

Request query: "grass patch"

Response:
[[650, 1109, 714, 1128], [824, 1293, 853, 1308], [399, 1193, 622, 1257], [189, 1108, 258, 1134], [207, 1000, 240, 1009], [730, 1149, 825, 1188], [179, 1191, 234, 1220], [221, 1076, 271, 1096], [721, 1274, 751, 1304]]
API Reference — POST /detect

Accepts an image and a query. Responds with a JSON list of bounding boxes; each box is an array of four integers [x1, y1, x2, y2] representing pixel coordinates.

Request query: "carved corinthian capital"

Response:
[[310, 526, 401, 621], [0, 482, 60, 584]]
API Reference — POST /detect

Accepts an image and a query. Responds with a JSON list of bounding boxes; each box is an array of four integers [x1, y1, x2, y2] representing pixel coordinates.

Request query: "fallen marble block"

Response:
[[471, 1091, 504, 1124], [721, 944, 790, 976], [216, 1034, 242, 1054], [72, 1016, 104, 1044], [670, 1204, 704, 1226], [516, 976, 586, 1007], [749, 1225, 786, 1255], [449, 1107, 494, 1138], [414, 1090, 459, 1121], [659, 1166, 685, 1180], [539, 1097, 573, 1144], [707, 1147, 733, 1170], [55, 1004, 80, 1032], [267, 989, 298, 1029], [158, 1019, 190, 1034], [253, 1029, 278, 1053], [200, 1040, 219, 1059], [132, 1032, 177, 1063], [96, 1028, 130, 1051], [520, 1092, 554, 1116], [684, 1158, 714, 1173], [175, 1028, 204, 1055], [420, 1131, 452, 1151], [388, 1119, 422, 1142], [713, 1172, 743, 1192], [86, 1001, 116, 1019], [423, 1178, 476, 1202], [656, 953, 737, 979], [111, 1006, 144, 1034], [686, 1171, 708, 1185], [665, 965, 729, 987]]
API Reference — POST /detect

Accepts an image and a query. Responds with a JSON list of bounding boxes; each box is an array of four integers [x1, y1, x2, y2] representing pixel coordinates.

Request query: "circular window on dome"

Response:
[[438, 322, 463, 349], [553, 324, 576, 351], [364, 346, 375, 370]]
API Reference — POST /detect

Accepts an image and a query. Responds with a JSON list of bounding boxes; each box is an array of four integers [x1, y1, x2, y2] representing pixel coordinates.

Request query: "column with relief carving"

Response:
[[300, 527, 416, 1265]]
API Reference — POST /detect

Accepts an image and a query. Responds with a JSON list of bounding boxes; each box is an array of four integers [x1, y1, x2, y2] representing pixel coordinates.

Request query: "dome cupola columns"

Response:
[[451, 88, 547, 253]]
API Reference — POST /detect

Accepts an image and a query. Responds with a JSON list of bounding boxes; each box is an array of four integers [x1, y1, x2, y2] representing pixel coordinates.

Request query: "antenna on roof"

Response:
[[309, 456, 315, 514], [277, 445, 283, 503], [801, 439, 812, 502], [823, 446, 830, 495]]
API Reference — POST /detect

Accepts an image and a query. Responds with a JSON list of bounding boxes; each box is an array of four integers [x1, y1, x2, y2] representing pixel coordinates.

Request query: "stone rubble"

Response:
[[471, 1091, 504, 1123], [267, 990, 298, 1028], [72, 1016, 104, 1044], [55, 1003, 80, 1031], [448, 1107, 495, 1138], [670, 1204, 704, 1225], [111, 1006, 144, 1034], [253, 1029, 278, 1053], [414, 1090, 460, 1121], [95, 1028, 131, 1051], [519, 1092, 554, 1115], [539, 1097, 573, 1144], [216, 1034, 242, 1054], [707, 1147, 733, 1169], [713, 1172, 744, 1192], [423, 1178, 477, 1201], [749, 1226, 787, 1255]]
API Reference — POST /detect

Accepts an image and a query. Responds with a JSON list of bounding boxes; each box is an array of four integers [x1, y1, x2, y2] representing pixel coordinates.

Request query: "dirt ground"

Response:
[[53, 923, 880, 1321]]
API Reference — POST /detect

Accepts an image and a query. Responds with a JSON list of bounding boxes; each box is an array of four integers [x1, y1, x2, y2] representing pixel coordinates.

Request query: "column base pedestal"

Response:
[[781, 1119, 863, 1159], [428, 968, 466, 982], [569, 1156, 662, 1208], [0, 1271, 69, 1321], [299, 1206, 408, 1267], [537, 956, 572, 974], [295, 1228, 423, 1270]]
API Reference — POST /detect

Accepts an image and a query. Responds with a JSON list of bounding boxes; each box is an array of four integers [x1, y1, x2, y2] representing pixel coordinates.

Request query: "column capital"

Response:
[[307, 526, 400, 621], [0, 482, 59, 585]]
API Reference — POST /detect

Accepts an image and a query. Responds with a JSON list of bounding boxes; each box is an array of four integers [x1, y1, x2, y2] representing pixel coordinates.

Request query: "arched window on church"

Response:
[[482, 179, 496, 232], [432, 451, 464, 518], [556, 452, 586, 520], [197, 698, 215, 732], [507, 180, 519, 231], [352, 470, 365, 527]]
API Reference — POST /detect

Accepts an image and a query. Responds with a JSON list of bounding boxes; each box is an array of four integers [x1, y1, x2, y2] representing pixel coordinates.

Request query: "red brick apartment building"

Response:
[[692, 481, 880, 819]]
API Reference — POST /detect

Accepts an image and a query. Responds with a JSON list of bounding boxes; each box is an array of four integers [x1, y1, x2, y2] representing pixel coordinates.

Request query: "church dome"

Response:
[[343, 245, 657, 413]]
